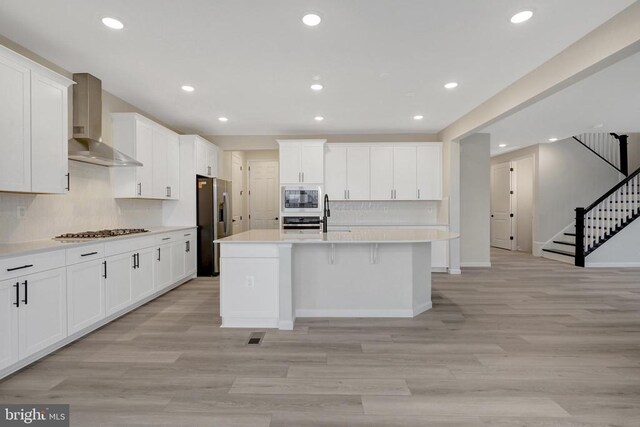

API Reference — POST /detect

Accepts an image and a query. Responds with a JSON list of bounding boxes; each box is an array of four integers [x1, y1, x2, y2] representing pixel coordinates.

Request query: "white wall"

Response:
[[586, 217, 640, 266], [460, 134, 491, 267]]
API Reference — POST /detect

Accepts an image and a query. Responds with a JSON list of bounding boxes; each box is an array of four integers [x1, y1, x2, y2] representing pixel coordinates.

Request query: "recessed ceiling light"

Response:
[[499, 143, 507, 148], [314, 116, 324, 121], [548, 137, 558, 142], [181, 85, 195, 92], [102, 17, 124, 30], [444, 82, 458, 89], [218, 117, 228, 122], [302, 14, 321, 26], [310, 84, 323, 91], [511, 10, 533, 24], [413, 115, 424, 120]]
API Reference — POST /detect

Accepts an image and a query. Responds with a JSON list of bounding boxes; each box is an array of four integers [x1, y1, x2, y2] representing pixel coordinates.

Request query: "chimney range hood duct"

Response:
[[68, 73, 142, 167]]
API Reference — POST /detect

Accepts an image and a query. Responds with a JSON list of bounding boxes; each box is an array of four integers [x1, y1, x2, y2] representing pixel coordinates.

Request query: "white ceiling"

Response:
[[0, 0, 634, 136], [485, 50, 640, 156]]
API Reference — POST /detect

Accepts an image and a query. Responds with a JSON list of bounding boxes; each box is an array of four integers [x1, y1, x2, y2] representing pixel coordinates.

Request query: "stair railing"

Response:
[[575, 166, 640, 266], [573, 133, 628, 176]]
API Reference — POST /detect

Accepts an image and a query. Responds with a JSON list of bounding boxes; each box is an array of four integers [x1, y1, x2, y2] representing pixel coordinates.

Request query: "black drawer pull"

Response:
[[7, 264, 33, 272], [81, 251, 98, 257], [184, 233, 191, 237], [162, 237, 171, 241]]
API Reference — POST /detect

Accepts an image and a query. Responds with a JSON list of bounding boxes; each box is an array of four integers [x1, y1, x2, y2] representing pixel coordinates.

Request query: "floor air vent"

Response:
[[247, 332, 265, 345]]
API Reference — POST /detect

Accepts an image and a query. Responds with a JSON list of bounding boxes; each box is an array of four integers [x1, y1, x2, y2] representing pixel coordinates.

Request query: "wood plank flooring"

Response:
[[1, 248, 639, 426]]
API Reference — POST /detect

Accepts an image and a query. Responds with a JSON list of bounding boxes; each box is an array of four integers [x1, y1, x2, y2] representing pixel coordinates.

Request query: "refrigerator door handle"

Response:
[[222, 192, 228, 235]]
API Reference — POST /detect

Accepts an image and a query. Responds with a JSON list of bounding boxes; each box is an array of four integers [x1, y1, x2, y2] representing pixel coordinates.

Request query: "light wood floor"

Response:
[[1, 248, 639, 426]]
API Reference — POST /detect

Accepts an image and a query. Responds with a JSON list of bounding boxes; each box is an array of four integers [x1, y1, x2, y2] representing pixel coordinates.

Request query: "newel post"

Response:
[[575, 207, 585, 267]]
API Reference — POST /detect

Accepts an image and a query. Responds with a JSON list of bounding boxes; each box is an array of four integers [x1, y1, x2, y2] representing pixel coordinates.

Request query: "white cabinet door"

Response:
[[30, 72, 68, 194], [393, 146, 417, 200], [0, 55, 31, 192], [18, 268, 67, 359], [152, 127, 169, 198], [347, 146, 370, 200], [279, 144, 301, 184], [370, 146, 394, 200], [132, 247, 155, 303], [195, 138, 209, 177], [208, 144, 218, 177], [171, 240, 186, 282], [67, 259, 106, 335], [300, 144, 324, 184], [167, 133, 180, 199], [0, 279, 19, 371], [417, 145, 443, 200], [185, 236, 196, 276], [105, 252, 133, 316], [324, 145, 347, 200], [154, 245, 172, 291], [136, 120, 154, 198]]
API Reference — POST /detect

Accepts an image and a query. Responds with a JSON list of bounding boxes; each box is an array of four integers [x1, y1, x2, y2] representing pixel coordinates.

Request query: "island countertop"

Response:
[[216, 228, 459, 244]]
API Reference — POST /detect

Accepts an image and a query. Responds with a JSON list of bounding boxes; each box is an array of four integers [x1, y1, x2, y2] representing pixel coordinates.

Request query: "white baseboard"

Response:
[[221, 317, 279, 329], [585, 261, 640, 268], [296, 308, 416, 318], [412, 301, 433, 316], [532, 242, 545, 257], [461, 262, 491, 268], [448, 268, 461, 275], [278, 320, 294, 330]]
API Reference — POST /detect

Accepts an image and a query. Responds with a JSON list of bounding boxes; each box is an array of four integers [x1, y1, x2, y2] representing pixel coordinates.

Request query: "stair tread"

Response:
[[542, 248, 575, 257], [564, 233, 576, 236], [553, 240, 576, 246]]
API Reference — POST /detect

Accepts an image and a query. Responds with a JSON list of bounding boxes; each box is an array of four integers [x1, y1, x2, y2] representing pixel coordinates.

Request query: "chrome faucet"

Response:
[[322, 194, 330, 233]]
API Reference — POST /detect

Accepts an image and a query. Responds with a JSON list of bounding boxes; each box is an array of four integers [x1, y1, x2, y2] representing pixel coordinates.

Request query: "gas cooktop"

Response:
[[54, 228, 149, 239]]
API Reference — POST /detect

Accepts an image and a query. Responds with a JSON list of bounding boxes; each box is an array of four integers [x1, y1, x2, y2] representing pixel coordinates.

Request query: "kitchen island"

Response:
[[216, 228, 458, 330]]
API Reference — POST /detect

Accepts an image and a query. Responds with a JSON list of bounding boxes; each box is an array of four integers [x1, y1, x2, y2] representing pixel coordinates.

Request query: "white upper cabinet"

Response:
[[111, 113, 180, 199], [278, 140, 326, 184], [337, 143, 442, 201], [324, 145, 370, 200], [370, 146, 394, 200], [393, 146, 417, 200], [0, 45, 72, 194], [194, 136, 218, 178], [417, 145, 443, 200], [324, 145, 347, 200]]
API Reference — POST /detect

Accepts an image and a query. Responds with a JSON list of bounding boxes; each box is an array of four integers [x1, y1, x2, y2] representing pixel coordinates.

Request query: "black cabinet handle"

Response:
[[22, 280, 28, 305], [103, 261, 108, 279], [161, 237, 171, 241], [136, 253, 140, 268], [184, 233, 191, 237], [132, 254, 137, 269], [13, 282, 19, 308], [81, 251, 98, 257], [185, 241, 190, 253], [157, 248, 161, 261], [7, 264, 33, 272], [65, 173, 70, 191]]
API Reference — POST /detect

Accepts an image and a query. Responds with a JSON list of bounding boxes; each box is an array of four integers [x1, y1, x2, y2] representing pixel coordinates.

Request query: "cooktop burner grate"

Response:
[[55, 228, 149, 239]]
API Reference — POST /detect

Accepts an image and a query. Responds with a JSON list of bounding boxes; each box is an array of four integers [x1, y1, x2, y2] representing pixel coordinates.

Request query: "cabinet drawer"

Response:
[[65, 243, 105, 266], [105, 236, 156, 256], [0, 250, 66, 281]]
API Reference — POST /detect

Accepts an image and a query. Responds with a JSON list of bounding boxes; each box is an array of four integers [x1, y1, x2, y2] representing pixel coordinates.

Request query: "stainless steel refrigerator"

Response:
[[197, 177, 232, 276]]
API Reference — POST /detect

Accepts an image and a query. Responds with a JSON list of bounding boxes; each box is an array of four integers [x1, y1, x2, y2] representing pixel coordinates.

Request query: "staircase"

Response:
[[542, 133, 637, 266]]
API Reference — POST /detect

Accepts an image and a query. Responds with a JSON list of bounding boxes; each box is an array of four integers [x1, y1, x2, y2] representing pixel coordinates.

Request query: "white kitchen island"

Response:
[[216, 228, 458, 330]]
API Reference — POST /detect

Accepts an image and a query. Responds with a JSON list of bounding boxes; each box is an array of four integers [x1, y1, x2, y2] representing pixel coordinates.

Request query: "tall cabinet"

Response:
[[0, 44, 73, 194]]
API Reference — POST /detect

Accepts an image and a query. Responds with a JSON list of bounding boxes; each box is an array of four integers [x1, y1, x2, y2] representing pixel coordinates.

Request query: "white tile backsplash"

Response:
[[0, 161, 163, 243], [328, 200, 443, 226]]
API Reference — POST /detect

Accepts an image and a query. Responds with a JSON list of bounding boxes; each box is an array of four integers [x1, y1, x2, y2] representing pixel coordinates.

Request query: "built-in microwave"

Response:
[[282, 185, 322, 213]]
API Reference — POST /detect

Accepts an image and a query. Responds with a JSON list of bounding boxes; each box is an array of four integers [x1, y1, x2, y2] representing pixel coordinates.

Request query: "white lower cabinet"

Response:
[[105, 252, 134, 316], [185, 235, 196, 276], [154, 244, 173, 291], [0, 280, 19, 371], [132, 247, 155, 302], [67, 259, 106, 335], [170, 240, 187, 282]]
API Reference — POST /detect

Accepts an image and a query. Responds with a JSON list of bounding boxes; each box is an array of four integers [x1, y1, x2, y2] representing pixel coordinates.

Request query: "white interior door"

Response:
[[249, 161, 280, 229], [491, 162, 513, 250], [231, 153, 244, 234]]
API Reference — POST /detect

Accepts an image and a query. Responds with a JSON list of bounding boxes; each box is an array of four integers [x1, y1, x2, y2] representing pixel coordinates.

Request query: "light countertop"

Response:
[[216, 228, 459, 244], [0, 226, 196, 259]]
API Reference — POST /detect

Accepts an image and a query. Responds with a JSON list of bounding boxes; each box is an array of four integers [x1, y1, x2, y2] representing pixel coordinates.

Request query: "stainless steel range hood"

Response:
[[68, 73, 142, 167]]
